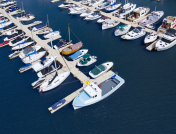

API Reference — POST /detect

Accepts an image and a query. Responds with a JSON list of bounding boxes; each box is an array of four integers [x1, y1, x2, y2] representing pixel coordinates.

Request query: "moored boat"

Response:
[[69, 49, 88, 61], [114, 24, 132, 36], [77, 54, 97, 66], [102, 19, 120, 30], [144, 32, 158, 44]]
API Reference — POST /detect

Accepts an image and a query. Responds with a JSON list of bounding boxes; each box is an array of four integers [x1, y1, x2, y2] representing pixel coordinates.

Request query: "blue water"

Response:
[[0, 0, 176, 134]]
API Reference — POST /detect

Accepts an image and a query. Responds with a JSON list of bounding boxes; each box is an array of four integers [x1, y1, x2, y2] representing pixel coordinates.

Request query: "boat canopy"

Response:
[[91, 65, 105, 75], [51, 99, 66, 110], [69, 50, 82, 60], [83, 54, 90, 59], [70, 41, 82, 50]]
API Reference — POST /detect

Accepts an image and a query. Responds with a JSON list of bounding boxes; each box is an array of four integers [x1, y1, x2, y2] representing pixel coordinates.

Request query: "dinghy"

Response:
[[84, 11, 101, 20], [72, 74, 125, 110], [9, 36, 29, 47], [61, 41, 83, 55], [102, 19, 120, 30], [38, 71, 70, 92], [36, 27, 53, 35], [69, 49, 88, 61], [11, 41, 34, 51], [123, 27, 146, 40], [8, 50, 21, 59], [54, 39, 72, 49], [89, 62, 113, 78], [97, 16, 111, 23], [114, 24, 132, 36], [138, 11, 164, 27], [17, 13, 35, 21], [77, 54, 97, 66], [144, 32, 157, 44], [43, 31, 60, 39]]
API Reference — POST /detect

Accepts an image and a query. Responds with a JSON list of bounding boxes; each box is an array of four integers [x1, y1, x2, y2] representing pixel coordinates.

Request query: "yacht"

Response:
[[138, 11, 164, 27], [3, 29, 18, 36], [155, 29, 176, 51], [88, 0, 104, 7], [38, 71, 70, 92], [68, 5, 84, 13], [157, 16, 176, 33], [105, 3, 121, 12], [0, 21, 13, 29], [3, 3, 16, 9], [113, 3, 136, 18], [77, 54, 97, 66], [9, 36, 29, 47], [6, 6, 19, 13], [95, 0, 113, 10], [0, 18, 9, 25], [89, 62, 113, 78], [58, 2, 75, 8], [43, 31, 60, 39], [144, 32, 157, 44], [123, 27, 146, 40], [80, 9, 94, 17], [36, 27, 53, 35], [69, 7, 87, 15], [102, 19, 120, 30], [0, 0, 16, 7], [72, 74, 125, 110], [11, 41, 34, 51], [1, 23, 17, 33], [97, 16, 111, 23], [127, 7, 150, 22], [84, 11, 101, 21], [82, 0, 91, 5], [4, 32, 24, 41], [114, 24, 132, 36], [16, 13, 35, 21], [31, 77, 46, 89], [69, 49, 88, 61]]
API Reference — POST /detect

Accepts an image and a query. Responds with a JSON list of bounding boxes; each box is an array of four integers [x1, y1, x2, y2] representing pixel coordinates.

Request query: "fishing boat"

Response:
[[155, 29, 176, 51], [138, 11, 164, 27], [123, 27, 146, 40], [36, 27, 53, 35], [72, 74, 125, 110], [61, 41, 83, 55], [32, 56, 57, 72], [43, 31, 60, 39], [144, 32, 157, 44], [114, 24, 132, 36], [89, 62, 113, 78], [105, 3, 121, 12], [31, 77, 46, 89], [0, 0, 16, 6], [102, 19, 120, 30], [54, 39, 72, 49], [97, 16, 111, 23], [69, 49, 88, 61], [49, 99, 66, 111], [11, 41, 34, 51], [82, 0, 91, 5], [58, 2, 75, 8], [157, 16, 176, 33], [4, 32, 24, 41], [80, 9, 94, 17], [0, 41, 9, 47], [38, 71, 70, 92], [88, 0, 104, 7], [77, 54, 97, 66], [0, 21, 13, 29], [9, 36, 29, 47], [84, 11, 101, 20], [113, 3, 136, 18], [32, 24, 47, 32], [16, 13, 35, 21], [127, 7, 150, 22]]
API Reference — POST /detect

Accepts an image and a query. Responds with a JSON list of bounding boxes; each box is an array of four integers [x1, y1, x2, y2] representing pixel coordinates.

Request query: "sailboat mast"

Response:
[[68, 24, 70, 45]]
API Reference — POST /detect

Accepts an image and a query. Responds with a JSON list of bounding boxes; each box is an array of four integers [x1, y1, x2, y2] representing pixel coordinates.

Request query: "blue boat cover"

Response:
[[10, 8, 16, 12], [21, 64, 32, 68], [35, 24, 46, 29], [51, 99, 66, 110], [17, 40, 26, 46], [69, 50, 81, 60], [25, 49, 36, 57], [40, 56, 46, 61], [111, 74, 116, 79]]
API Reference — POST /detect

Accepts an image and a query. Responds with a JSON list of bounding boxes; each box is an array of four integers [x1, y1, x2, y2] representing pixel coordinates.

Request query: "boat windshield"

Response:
[[133, 28, 139, 33], [91, 65, 105, 75]]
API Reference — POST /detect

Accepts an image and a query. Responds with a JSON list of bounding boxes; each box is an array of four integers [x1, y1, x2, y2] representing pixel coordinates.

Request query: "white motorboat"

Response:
[[21, 47, 46, 64], [123, 27, 146, 40], [80, 9, 94, 17], [144, 32, 157, 44], [58, 2, 75, 8], [38, 71, 70, 92], [0, 19, 8, 24], [138, 11, 164, 27], [95, 1, 112, 10], [32, 24, 47, 32], [97, 16, 111, 23], [105, 3, 121, 12], [9, 36, 29, 47], [68, 5, 84, 12], [113, 3, 136, 18], [84, 11, 101, 20], [72, 74, 125, 110], [17, 14, 35, 21], [114, 24, 132, 36], [32, 56, 57, 72], [31, 77, 46, 89], [155, 29, 176, 51], [77, 54, 97, 66], [82, 0, 91, 5], [0, 0, 16, 6], [89, 62, 113, 78], [4, 32, 23, 41], [88, 0, 104, 7], [127, 7, 150, 22], [36, 27, 53, 35], [69, 49, 88, 61], [0, 21, 12, 29], [69, 7, 87, 15], [3, 29, 18, 36], [102, 19, 120, 30], [11, 41, 34, 51], [43, 31, 60, 39]]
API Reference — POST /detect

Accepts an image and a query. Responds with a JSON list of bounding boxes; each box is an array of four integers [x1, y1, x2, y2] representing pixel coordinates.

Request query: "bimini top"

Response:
[[70, 41, 82, 50], [83, 54, 90, 59], [91, 64, 105, 75], [69, 50, 82, 60]]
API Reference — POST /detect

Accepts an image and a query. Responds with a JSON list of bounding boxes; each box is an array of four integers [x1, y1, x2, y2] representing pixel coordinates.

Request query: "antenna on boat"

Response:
[[155, 6, 157, 11]]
